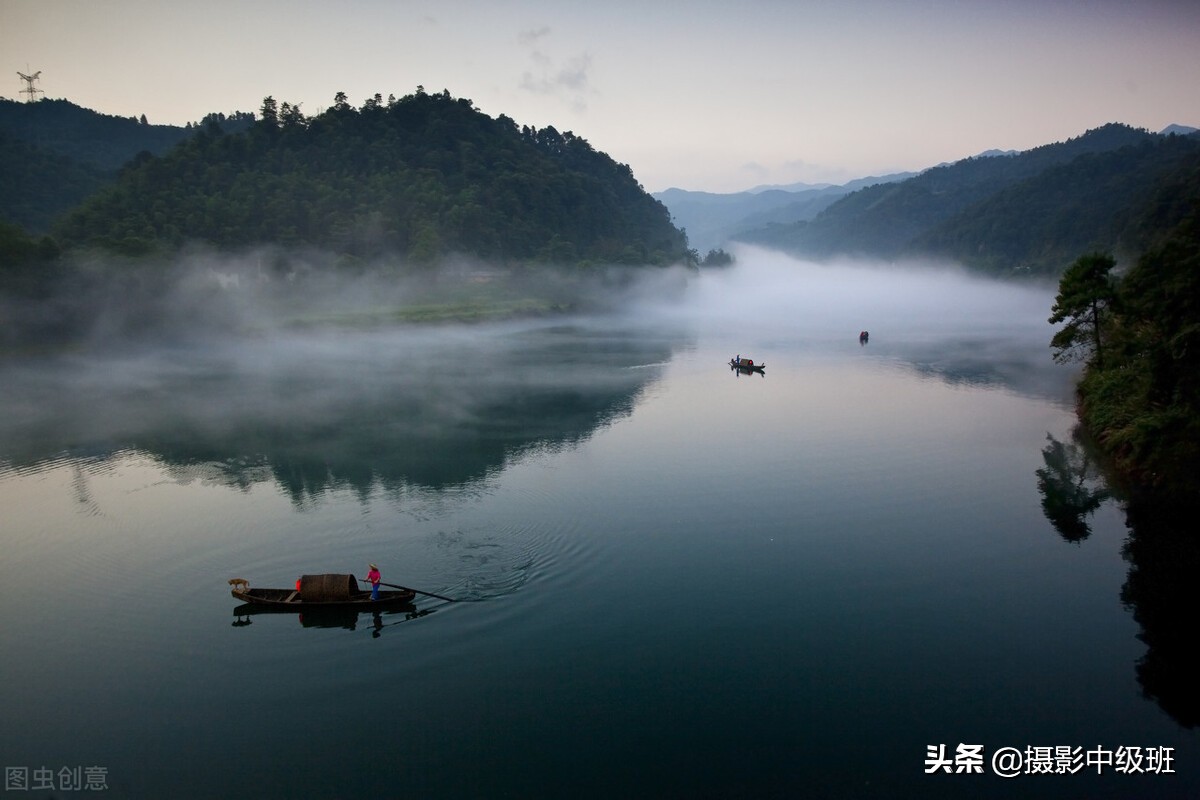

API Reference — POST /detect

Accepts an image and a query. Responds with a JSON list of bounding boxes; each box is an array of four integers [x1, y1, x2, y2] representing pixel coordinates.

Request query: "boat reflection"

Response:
[[232, 602, 433, 635]]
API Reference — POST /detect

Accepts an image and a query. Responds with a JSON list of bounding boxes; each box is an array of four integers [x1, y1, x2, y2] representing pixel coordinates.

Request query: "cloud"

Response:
[[517, 26, 551, 47], [517, 27, 593, 112]]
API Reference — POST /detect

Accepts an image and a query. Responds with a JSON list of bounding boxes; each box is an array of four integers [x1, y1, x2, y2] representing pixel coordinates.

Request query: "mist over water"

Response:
[[665, 246, 1056, 339], [6, 245, 1198, 800], [653, 246, 1073, 401], [0, 247, 1071, 478]]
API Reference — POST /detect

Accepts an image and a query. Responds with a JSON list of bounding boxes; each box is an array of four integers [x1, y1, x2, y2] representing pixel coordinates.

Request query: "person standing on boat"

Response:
[[364, 563, 381, 600]]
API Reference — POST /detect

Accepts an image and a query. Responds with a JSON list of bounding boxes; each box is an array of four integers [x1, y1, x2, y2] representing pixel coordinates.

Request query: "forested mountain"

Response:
[[50, 89, 688, 266], [0, 98, 254, 233], [913, 135, 1200, 275], [737, 124, 1199, 276], [0, 98, 253, 171], [0, 127, 110, 233]]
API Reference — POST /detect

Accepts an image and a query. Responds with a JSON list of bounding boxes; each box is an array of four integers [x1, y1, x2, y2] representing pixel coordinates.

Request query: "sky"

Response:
[[3, 0, 1199, 193]]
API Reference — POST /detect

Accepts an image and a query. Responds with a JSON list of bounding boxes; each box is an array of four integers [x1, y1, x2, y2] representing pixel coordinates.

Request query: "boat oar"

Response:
[[373, 580, 458, 603]]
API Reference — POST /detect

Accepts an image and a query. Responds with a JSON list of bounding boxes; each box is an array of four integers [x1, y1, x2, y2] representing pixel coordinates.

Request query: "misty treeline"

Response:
[[1, 87, 699, 347], [0, 237, 697, 350], [27, 87, 687, 267], [1049, 160, 1200, 501], [739, 124, 1200, 277]]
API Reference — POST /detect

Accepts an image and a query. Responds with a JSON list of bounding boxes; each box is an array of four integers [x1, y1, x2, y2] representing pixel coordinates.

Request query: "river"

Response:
[[1, 248, 1195, 798]]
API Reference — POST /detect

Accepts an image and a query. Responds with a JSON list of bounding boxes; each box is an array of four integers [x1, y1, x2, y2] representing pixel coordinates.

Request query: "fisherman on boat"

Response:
[[364, 563, 381, 600]]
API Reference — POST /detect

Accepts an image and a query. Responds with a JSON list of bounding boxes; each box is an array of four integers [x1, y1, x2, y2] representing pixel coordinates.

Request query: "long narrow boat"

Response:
[[230, 574, 416, 609]]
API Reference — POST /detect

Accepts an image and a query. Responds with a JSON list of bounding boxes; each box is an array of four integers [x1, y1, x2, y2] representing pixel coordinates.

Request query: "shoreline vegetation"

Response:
[[1050, 166, 1200, 503]]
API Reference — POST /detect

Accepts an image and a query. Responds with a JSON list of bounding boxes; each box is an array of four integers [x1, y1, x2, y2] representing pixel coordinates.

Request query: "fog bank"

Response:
[[0, 245, 1075, 486], [653, 245, 1058, 344]]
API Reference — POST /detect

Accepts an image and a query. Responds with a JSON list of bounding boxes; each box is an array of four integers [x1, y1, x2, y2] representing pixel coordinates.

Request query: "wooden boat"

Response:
[[729, 357, 765, 372], [230, 573, 416, 609]]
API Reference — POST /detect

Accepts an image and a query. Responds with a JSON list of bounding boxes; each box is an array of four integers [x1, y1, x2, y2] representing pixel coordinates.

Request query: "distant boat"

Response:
[[729, 357, 765, 372], [229, 573, 416, 609]]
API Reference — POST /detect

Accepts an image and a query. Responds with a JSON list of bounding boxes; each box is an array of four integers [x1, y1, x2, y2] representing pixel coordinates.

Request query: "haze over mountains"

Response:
[[653, 173, 915, 254], [1, 92, 1197, 282], [656, 123, 1199, 275]]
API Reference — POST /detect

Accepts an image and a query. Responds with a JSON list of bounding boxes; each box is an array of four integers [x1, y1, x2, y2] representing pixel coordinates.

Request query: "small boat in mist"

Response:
[[729, 356, 765, 372], [229, 574, 416, 608]]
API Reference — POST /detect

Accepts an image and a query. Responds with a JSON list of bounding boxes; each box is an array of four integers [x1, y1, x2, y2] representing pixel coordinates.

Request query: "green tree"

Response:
[[259, 96, 279, 127], [1049, 252, 1117, 367], [701, 248, 733, 267]]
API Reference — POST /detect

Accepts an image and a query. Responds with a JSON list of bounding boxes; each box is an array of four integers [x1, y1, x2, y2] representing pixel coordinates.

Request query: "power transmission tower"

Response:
[[17, 70, 44, 102]]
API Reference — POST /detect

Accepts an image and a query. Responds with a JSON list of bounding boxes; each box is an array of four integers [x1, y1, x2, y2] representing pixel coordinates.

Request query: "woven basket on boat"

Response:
[[299, 574, 358, 601]]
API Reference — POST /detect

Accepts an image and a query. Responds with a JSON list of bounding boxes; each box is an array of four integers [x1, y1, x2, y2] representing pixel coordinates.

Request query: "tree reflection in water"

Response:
[[1037, 429, 1200, 729], [1120, 498, 1200, 729], [1036, 430, 1110, 542]]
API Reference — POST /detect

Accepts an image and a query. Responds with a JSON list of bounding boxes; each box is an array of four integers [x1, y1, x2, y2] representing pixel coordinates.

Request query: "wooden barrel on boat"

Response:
[[299, 574, 357, 601]]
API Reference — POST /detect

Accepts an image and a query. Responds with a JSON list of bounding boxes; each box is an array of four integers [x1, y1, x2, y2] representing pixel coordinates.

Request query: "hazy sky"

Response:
[[4, 0, 1198, 193]]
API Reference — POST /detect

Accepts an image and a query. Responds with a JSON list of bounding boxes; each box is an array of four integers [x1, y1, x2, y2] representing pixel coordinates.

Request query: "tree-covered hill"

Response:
[[0, 97, 252, 171], [0, 98, 255, 233], [51, 89, 689, 266], [736, 123, 1191, 275], [912, 135, 1200, 276], [0, 127, 111, 233]]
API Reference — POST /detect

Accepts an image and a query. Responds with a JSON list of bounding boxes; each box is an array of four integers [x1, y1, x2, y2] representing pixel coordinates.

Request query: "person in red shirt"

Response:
[[364, 563, 381, 600]]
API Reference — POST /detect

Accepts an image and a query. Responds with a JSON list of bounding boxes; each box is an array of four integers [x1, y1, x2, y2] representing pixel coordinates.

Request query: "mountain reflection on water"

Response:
[[0, 322, 678, 499], [1, 325, 1079, 501]]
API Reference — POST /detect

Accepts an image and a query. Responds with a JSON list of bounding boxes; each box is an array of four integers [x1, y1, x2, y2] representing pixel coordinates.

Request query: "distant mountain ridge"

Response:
[[649, 140, 1118, 255], [1161, 124, 1198, 136], [653, 172, 915, 253], [734, 122, 1200, 276]]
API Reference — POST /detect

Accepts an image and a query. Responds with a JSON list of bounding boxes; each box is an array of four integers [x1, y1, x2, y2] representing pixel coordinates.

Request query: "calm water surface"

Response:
[[1, 251, 1196, 798]]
